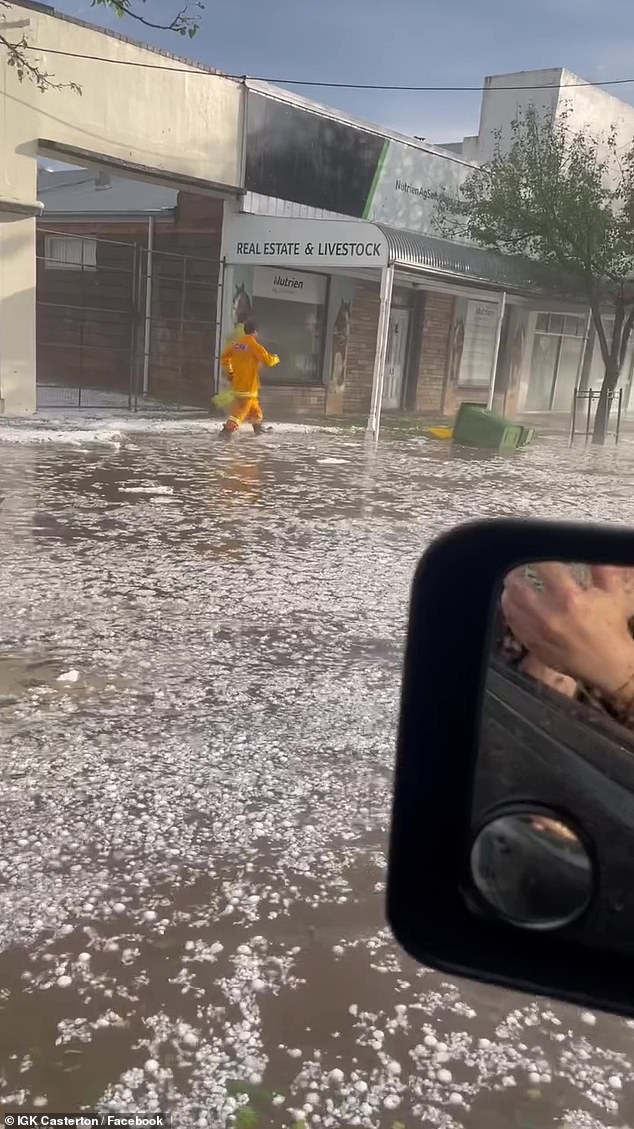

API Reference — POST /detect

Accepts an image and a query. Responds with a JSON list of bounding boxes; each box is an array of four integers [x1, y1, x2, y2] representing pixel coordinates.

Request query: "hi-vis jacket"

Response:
[[220, 334, 280, 398]]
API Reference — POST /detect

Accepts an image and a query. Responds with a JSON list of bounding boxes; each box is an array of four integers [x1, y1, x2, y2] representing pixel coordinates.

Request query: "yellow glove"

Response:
[[212, 389, 235, 410]]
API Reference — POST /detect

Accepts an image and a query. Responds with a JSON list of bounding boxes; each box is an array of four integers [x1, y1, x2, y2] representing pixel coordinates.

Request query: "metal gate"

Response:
[[36, 228, 224, 411]]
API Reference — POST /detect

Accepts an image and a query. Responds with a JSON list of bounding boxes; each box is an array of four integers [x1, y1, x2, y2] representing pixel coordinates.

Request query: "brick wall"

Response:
[[343, 279, 380, 415], [149, 225, 221, 407], [415, 292, 454, 413], [260, 385, 327, 418]]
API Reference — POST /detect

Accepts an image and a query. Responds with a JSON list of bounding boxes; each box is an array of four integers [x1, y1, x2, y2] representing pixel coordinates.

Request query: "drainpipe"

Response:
[[486, 291, 507, 411], [366, 263, 395, 442], [142, 215, 155, 397]]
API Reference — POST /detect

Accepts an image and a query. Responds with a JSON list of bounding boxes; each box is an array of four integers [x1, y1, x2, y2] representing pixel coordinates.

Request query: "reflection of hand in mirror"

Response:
[[501, 563, 634, 729]]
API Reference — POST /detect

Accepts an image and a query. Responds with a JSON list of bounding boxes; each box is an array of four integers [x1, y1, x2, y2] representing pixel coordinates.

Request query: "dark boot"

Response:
[[219, 425, 233, 440]]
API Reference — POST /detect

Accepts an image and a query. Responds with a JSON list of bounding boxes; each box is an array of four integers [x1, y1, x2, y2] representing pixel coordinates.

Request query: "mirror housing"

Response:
[[387, 518, 634, 1018]]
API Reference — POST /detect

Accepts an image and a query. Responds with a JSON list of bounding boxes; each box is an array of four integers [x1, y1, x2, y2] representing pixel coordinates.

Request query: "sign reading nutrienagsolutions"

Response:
[[223, 215, 389, 268]]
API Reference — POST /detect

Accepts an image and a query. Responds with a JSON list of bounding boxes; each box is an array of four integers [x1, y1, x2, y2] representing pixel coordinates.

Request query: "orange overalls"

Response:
[[220, 334, 280, 432]]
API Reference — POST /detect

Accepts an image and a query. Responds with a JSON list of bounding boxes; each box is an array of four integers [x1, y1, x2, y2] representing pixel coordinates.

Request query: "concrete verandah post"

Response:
[[0, 217, 37, 415]]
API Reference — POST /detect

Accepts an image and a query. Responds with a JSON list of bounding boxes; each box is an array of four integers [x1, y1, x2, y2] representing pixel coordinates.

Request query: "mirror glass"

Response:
[[475, 562, 634, 951], [470, 809, 594, 930]]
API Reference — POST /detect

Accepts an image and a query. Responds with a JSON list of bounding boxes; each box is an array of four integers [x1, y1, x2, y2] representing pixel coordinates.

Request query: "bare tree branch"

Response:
[[91, 0, 204, 38]]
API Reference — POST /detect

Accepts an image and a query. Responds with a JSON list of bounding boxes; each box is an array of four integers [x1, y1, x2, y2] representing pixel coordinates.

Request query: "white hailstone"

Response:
[[210, 942, 223, 955], [449, 1093, 463, 1106], [608, 1075, 623, 1090], [104, 941, 119, 952], [503, 1076, 517, 1088], [57, 669, 79, 683], [395, 1004, 407, 1015], [329, 1069, 344, 1084], [21, 971, 33, 981], [60, 924, 74, 936], [437, 1069, 453, 1085], [57, 975, 72, 988], [288, 1048, 302, 1059], [354, 1080, 368, 1094], [142, 910, 158, 922], [332, 945, 344, 957], [185, 941, 195, 951], [424, 1035, 438, 1048], [237, 945, 251, 955], [478, 1037, 491, 1049], [272, 1096, 285, 1107], [307, 1093, 319, 1106], [540, 1075, 551, 1085], [112, 903, 126, 915], [348, 1004, 358, 1016], [581, 1011, 597, 1026], [383, 1095, 400, 1110], [33, 1097, 48, 1108], [251, 978, 266, 993], [435, 1052, 450, 1064], [528, 1072, 541, 1085], [182, 1033, 198, 1048], [436, 1042, 448, 1053], [249, 1073, 262, 1086], [144, 1059, 159, 1076], [386, 1061, 402, 1076]]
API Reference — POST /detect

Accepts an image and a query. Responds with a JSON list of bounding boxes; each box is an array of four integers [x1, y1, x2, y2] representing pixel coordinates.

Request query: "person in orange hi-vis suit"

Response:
[[219, 317, 280, 437]]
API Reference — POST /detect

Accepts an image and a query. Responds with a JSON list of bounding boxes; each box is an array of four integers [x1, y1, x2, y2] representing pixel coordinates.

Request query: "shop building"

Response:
[[220, 207, 603, 424], [222, 81, 634, 423]]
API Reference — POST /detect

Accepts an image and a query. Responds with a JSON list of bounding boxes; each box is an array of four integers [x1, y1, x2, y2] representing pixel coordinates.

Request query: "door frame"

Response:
[[383, 306, 411, 410]]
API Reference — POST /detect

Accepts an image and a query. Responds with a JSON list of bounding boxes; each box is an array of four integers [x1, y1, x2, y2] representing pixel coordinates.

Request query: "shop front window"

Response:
[[252, 267, 326, 385], [526, 312, 586, 411], [457, 300, 498, 387]]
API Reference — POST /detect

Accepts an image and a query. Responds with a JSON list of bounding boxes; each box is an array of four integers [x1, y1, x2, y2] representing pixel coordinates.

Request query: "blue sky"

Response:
[[52, 0, 634, 142]]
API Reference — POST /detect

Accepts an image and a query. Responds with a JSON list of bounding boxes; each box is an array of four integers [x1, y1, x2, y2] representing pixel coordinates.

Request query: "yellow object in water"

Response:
[[426, 426, 454, 440], [212, 389, 235, 410]]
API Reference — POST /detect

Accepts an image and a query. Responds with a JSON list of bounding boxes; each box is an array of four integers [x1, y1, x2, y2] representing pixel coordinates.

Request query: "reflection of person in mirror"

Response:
[[501, 563, 634, 731]]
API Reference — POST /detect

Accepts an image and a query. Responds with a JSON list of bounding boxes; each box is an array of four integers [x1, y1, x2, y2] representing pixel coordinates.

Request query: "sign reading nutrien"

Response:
[[223, 215, 389, 268], [253, 266, 327, 305]]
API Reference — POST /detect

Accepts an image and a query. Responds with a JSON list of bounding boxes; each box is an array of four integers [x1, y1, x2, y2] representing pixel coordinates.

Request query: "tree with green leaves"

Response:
[[434, 107, 634, 443], [1, 0, 203, 92]]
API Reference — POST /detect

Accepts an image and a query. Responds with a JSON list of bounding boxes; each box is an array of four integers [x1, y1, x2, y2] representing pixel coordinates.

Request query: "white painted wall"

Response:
[[554, 70, 634, 168], [0, 1, 243, 413], [0, 218, 36, 413], [475, 68, 634, 175], [476, 69, 562, 164]]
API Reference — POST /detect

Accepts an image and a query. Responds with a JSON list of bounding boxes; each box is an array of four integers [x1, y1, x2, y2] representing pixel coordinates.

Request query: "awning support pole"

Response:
[[486, 291, 507, 411], [366, 263, 395, 442], [142, 215, 155, 397]]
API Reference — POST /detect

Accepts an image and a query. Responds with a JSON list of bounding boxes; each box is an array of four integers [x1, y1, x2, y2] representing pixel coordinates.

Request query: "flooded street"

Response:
[[0, 419, 633, 1128]]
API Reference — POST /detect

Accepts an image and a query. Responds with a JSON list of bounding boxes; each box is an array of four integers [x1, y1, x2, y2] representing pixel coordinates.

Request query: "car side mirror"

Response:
[[387, 518, 634, 1018]]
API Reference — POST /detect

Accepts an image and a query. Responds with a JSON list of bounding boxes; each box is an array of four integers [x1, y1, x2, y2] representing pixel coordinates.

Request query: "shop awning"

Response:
[[379, 225, 582, 300]]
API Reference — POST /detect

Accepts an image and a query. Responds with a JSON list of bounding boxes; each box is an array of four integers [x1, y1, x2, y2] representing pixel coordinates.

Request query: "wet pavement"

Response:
[[0, 420, 633, 1128]]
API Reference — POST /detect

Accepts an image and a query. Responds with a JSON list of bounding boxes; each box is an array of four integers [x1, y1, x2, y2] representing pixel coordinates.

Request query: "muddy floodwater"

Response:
[[0, 419, 633, 1128]]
